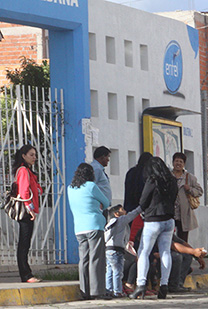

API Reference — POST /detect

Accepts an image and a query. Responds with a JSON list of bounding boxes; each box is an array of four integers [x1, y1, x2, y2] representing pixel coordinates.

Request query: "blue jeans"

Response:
[[137, 218, 174, 286], [106, 250, 124, 295]]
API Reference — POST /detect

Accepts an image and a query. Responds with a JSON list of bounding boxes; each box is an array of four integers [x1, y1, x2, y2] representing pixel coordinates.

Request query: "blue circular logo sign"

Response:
[[163, 41, 183, 94]]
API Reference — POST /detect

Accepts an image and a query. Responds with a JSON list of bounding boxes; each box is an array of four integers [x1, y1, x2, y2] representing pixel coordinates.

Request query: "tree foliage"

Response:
[[5, 56, 50, 88]]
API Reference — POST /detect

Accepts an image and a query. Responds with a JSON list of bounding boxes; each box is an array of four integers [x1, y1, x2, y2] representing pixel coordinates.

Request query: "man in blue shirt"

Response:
[[91, 146, 112, 204]]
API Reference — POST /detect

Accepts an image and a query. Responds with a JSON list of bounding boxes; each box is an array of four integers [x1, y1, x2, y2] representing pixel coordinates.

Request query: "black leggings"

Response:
[[17, 216, 34, 282]]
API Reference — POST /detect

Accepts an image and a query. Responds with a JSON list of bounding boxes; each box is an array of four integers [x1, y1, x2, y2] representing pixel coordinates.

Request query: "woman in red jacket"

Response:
[[12, 144, 43, 283]]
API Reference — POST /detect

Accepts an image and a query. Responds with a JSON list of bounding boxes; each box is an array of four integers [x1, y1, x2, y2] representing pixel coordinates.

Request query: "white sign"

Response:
[[42, 0, 79, 7]]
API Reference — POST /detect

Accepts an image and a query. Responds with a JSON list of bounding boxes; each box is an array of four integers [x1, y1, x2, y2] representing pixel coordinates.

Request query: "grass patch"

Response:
[[35, 269, 79, 281]]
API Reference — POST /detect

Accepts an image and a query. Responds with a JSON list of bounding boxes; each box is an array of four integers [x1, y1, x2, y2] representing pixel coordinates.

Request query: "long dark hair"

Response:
[[70, 163, 95, 188], [12, 144, 37, 175], [131, 152, 153, 204], [145, 156, 177, 197]]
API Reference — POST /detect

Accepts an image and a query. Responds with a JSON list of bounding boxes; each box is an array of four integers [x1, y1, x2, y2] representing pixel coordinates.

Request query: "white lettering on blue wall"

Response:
[[183, 127, 193, 137], [42, 0, 79, 6], [165, 61, 178, 77]]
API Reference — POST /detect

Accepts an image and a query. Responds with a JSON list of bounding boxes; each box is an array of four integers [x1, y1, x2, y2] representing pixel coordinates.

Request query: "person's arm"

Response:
[[16, 167, 36, 220], [17, 167, 31, 202], [91, 182, 110, 210], [92, 166, 102, 185], [171, 241, 204, 258], [117, 205, 143, 227], [185, 174, 203, 197], [139, 178, 155, 211]]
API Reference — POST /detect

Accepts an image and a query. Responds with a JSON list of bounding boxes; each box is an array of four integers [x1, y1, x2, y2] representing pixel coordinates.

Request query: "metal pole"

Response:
[[201, 89, 207, 205], [16, 85, 23, 147]]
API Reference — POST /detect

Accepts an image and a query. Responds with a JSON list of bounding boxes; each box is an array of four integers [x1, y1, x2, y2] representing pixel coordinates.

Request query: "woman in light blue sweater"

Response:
[[68, 163, 110, 300]]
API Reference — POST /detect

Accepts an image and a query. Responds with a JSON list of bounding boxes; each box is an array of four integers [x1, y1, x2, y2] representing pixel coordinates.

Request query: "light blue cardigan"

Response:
[[68, 181, 110, 234]]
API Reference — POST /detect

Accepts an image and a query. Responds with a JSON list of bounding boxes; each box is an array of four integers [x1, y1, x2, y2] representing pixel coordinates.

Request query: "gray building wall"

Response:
[[87, 0, 203, 207]]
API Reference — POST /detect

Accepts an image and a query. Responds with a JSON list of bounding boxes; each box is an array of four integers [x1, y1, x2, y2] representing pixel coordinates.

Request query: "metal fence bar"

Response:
[[0, 85, 66, 265]]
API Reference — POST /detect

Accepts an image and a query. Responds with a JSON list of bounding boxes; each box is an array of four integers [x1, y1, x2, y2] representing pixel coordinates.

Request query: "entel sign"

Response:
[[163, 41, 183, 94], [42, 0, 79, 6]]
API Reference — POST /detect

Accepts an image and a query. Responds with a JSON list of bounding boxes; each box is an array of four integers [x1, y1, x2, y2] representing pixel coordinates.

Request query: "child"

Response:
[[105, 204, 142, 298]]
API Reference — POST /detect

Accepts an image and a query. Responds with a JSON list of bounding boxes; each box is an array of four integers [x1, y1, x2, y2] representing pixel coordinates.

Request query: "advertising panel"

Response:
[[143, 115, 183, 168]]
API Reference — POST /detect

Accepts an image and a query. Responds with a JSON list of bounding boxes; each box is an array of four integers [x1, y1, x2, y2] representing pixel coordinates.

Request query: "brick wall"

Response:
[[194, 13, 208, 91], [0, 22, 41, 86]]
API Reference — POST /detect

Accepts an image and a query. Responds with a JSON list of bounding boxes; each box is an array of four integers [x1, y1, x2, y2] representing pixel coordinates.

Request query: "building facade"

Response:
[[88, 0, 203, 206], [0, 1, 206, 258]]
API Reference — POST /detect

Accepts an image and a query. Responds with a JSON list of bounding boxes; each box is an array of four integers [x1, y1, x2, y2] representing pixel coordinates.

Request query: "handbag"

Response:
[[185, 173, 200, 210], [1, 167, 33, 221]]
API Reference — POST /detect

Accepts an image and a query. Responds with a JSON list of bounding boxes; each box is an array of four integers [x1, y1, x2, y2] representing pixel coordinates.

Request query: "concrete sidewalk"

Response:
[[0, 259, 208, 306]]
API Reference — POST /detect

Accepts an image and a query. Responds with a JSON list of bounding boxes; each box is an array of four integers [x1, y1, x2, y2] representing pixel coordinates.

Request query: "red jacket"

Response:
[[16, 166, 43, 214], [129, 214, 144, 242]]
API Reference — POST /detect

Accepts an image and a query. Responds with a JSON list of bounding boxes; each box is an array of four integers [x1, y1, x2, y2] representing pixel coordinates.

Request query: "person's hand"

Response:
[[201, 250, 207, 258], [184, 184, 190, 191], [198, 257, 205, 270], [128, 241, 134, 247], [193, 248, 204, 258], [29, 210, 36, 221]]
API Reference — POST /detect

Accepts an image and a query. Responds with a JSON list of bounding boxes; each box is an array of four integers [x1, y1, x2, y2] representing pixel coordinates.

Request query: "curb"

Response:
[[0, 283, 81, 306], [0, 273, 208, 306], [184, 273, 208, 290]]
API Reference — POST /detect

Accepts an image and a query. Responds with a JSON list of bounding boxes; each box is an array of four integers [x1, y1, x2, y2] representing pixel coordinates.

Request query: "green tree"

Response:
[[5, 56, 50, 89]]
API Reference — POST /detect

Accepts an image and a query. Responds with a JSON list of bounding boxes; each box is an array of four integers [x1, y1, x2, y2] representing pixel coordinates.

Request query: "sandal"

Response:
[[123, 284, 134, 295], [27, 277, 42, 283]]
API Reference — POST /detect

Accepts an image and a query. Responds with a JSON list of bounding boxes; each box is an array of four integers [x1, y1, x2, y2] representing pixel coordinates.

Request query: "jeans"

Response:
[[17, 216, 34, 282], [169, 251, 192, 289], [76, 230, 106, 298], [106, 250, 124, 295], [137, 218, 174, 286]]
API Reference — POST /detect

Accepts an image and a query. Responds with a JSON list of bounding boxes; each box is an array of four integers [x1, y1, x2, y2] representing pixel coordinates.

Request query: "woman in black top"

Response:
[[129, 157, 178, 300]]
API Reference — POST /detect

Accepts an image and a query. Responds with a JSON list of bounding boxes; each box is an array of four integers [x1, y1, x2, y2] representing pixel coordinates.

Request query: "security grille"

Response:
[[0, 84, 66, 265]]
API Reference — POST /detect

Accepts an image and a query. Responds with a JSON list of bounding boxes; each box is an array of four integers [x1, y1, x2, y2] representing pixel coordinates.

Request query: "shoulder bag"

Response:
[[185, 173, 200, 210], [1, 167, 33, 221]]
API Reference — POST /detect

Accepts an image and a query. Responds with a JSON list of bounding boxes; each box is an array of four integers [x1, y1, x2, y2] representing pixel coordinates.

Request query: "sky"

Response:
[[106, 0, 208, 13]]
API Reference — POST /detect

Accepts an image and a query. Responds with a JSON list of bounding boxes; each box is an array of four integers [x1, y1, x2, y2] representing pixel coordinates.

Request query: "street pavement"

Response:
[[0, 259, 208, 307], [1, 289, 208, 309]]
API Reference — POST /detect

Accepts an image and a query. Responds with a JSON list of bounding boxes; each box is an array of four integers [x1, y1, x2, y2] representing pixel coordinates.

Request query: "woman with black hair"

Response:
[[13, 144, 43, 283], [67, 163, 110, 300], [129, 156, 178, 300]]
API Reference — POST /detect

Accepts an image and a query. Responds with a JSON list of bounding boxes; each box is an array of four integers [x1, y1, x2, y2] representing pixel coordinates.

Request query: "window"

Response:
[[126, 96, 135, 122], [91, 90, 99, 117], [128, 151, 136, 169], [184, 150, 194, 174], [142, 98, 150, 112], [108, 93, 118, 120], [89, 33, 97, 61], [106, 36, 116, 64], [124, 40, 133, 67], [110, 149, 119, 175], [140, 44, 148, 71]]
